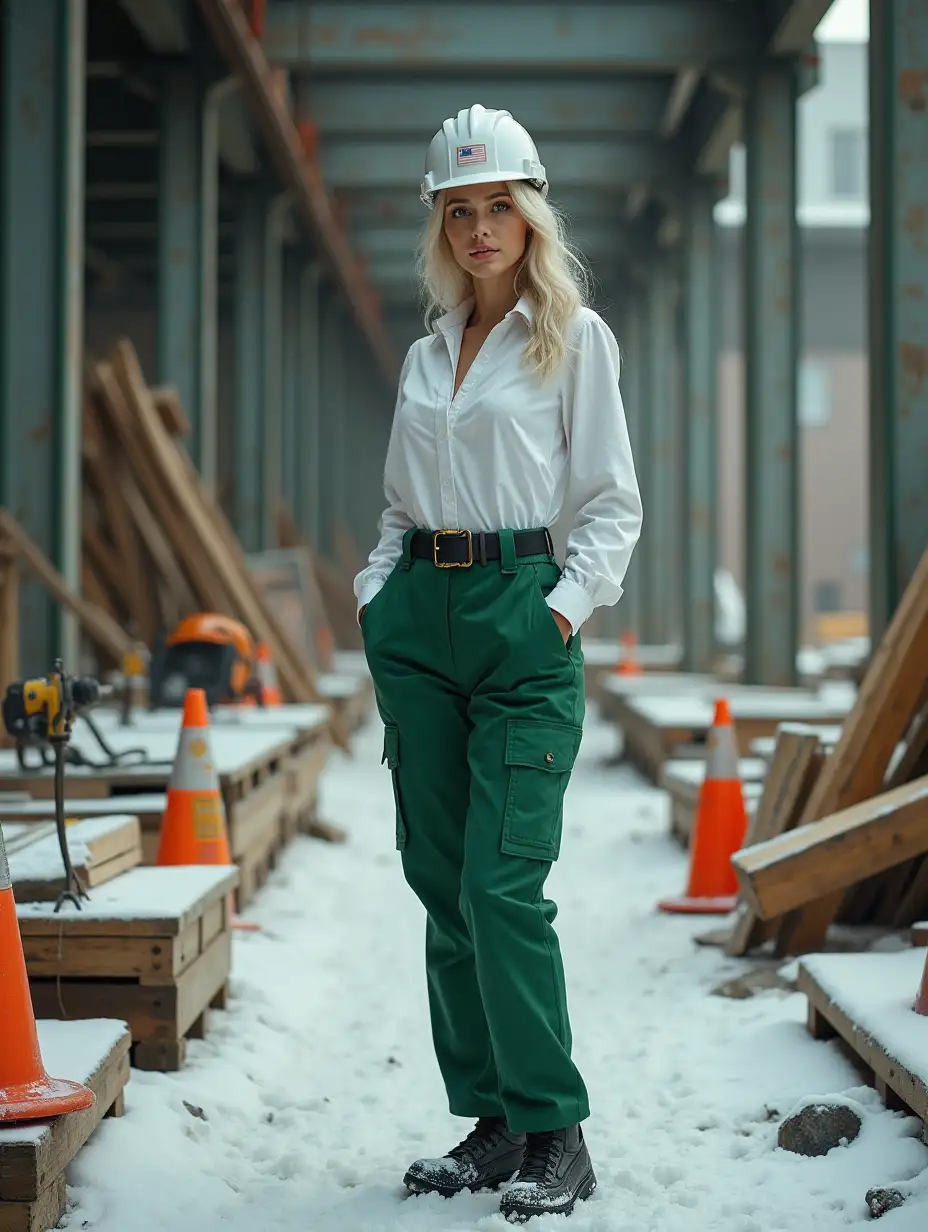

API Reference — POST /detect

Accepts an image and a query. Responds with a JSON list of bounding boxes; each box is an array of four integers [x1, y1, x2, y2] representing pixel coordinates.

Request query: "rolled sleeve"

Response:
[[554, 314, 643, 631]]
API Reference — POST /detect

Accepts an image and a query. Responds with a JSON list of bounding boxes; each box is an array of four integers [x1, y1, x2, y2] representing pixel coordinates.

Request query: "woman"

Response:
[[354, 105, 642, 1223]]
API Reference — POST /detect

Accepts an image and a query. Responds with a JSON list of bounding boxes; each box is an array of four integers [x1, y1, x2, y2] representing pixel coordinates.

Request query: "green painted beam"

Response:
[[265, 4, 765, 70], [682, 180, 719, 673], [743, 61, 800, 686], [233, 183, 266, 553], [868, 1, 928, 640], [298, 263, 322, 543], [1, 0, 86, 672]]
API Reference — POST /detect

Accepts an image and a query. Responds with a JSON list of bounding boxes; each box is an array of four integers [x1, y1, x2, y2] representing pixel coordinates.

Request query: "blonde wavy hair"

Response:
[[416, 181, 591, 380]]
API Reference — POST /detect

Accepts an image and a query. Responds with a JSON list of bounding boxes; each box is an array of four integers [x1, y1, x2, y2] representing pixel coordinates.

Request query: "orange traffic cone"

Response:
[[255, 642, 283, 706], [156, 688, 261, 934], [615, 630, 642, 676], [0, 824, 96, 1122], [157, 688, 232, 867], [658, 698, 748, 914]]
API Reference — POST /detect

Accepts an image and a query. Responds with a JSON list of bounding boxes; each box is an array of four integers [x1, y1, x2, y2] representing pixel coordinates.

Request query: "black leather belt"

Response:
[[411, 528, 553, 568]]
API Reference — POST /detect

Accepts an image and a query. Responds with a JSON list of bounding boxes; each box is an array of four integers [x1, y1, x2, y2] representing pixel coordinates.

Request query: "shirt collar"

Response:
[[434, 293, 534, 334]]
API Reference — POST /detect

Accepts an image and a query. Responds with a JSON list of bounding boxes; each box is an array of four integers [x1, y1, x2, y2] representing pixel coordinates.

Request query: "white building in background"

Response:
[[714, 32, 870, 644]]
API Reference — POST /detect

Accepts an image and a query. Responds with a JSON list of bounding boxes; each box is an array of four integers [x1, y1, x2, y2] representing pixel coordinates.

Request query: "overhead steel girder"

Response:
[[264, 3, 765, 71], [304, 78, 670, 138], [353, 225, 629, 263], [766, 0, 833, 51], [322, 139, 685, 193], [118, 0, 189, 50]]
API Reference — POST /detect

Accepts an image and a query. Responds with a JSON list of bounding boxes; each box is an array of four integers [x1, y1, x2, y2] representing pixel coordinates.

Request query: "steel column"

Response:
[[646, 254, 683, 648], [618, 293, 645, 641], [0, 0, 86, 673], [233, 184, 266, 553], [262, 192, 293, 549], [744, 61, 800, 685], [869, 2, 928, 640], [682, 180, 719, 673], [299, 263, 322, 543], [281, 250, 303, 525], [158, 65, 204, 458], [200, 76, 239, 494], [318, 291, 347, 558]]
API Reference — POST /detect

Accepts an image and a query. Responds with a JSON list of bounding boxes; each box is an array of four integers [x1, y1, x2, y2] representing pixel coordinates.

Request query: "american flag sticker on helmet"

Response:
[[457, 144, 487, 166]]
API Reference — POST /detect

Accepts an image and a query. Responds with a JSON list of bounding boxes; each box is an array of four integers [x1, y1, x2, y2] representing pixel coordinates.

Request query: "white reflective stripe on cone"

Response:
[[0, 826, 10, 891], [706, 722, 739, 781], [169, 728, 221, 792]]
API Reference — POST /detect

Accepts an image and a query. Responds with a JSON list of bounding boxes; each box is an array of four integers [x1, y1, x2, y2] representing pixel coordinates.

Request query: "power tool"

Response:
[[148, 613, 262, 708], [1, 661, 118, 911]]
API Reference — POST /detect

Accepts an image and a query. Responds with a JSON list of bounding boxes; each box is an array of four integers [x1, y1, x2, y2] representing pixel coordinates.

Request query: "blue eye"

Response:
[[450, 207, 469, 219], [492, 202, 510, 212]]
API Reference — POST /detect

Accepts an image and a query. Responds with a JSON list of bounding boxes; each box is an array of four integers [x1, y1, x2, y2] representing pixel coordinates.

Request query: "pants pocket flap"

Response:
[[505, 720, 581, 774], [382, 724, 400, 770]]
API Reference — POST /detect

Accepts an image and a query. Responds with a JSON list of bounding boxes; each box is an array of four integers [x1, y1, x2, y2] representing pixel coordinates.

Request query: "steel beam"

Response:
[[744, 63, 800, 686], [233, 184, 267, 552], [682, 181, 719, 673], [617, 294, 645, 640], [645, 254, 683, 648], [868, 2, 928, 639], [281, 251, 303, 524], [0, 0, 86, 672], [322, 138, 685, 193], [263, 192, 294, 549], [158, 65, 204, 461], [118, 0, 189, 51], [303, 78, 669, 137], [298, 264, 322, 542], [767, 0, 833, 51], [265, 4, 765, 70], [318, 290, 348, 557]]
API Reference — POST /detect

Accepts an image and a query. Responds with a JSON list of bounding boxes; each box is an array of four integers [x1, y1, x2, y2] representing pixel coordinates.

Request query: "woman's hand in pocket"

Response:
[[550, 609, 571, 644]]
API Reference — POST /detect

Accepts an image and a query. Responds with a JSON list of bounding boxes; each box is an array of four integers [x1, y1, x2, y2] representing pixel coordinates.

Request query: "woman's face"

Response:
[[442, 181, 529, 281]]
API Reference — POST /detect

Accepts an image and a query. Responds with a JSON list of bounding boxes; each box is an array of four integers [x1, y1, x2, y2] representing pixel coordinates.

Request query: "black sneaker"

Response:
[[499, 1125, 597, 1223], [404, 1116, 526, 1198]]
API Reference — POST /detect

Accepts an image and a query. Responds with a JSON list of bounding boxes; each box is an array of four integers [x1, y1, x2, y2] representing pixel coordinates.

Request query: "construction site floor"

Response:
[[64, 710, 927, 1230]]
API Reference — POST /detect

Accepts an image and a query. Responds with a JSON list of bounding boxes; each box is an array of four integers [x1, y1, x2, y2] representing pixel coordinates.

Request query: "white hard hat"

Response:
[[420, 105, 548, 209]]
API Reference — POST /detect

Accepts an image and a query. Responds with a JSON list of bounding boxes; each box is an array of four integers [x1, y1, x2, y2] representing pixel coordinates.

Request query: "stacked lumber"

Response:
[[730, 545, 928, 955]]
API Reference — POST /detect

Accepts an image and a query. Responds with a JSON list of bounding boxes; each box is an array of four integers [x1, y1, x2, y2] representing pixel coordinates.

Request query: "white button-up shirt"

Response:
[[353, 296, 643, 635]]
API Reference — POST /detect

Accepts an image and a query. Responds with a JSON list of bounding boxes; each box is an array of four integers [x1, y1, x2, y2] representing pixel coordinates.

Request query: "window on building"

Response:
[[799, 359, 831, 427], [814, 581, 843, 614], [830, 127, 866, 199]]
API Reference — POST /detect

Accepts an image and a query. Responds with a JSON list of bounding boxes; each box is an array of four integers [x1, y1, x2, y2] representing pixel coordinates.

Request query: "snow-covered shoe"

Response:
[[404, 1116, 526, 1198], [499, 1125, 596, 1223]]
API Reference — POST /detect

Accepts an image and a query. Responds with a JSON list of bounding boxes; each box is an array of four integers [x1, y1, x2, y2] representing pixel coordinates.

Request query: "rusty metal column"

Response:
[[0, 0, 86, 672], [158, 65, 204, 459], [682, 180, 720, 673], [646, 252, 683, 648], [743, 61, 800, 686], [869, 3, 928, 640]]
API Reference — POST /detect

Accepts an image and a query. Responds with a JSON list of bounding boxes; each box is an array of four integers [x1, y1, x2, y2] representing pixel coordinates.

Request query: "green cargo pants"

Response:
[[361, 527, 589, 1134]]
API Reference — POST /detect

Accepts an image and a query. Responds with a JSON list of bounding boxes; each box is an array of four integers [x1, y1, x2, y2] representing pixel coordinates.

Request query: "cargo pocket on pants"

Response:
[[500, 719, 582, 861], [382, 725, 408, 850]]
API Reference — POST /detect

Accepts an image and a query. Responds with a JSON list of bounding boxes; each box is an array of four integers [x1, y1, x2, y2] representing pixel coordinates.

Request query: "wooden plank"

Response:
[[0, 511, 132, 662], [776, 544, 928, 952], [108, 340, 320, 704], [726, 728, 824, 957], [119, 471, 190, 628], [732, 776, 928, 920], [9, 814, 142, 902], [0, 1023, 130, 1203], [151, 385, 190, 437], [0, 1173, 67, 1232]]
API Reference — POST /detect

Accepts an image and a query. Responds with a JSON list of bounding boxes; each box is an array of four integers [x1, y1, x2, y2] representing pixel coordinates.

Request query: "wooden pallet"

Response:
[[4, 814, 141, 901], [0, 1019, 130, 1232], [17, 865, 238, 1072], [0, 727, 292, 909], [659, 759, 766, 847], [614, 688, 854, 785], [317, 673, 372, 734], [798, 950, 928, 1122]]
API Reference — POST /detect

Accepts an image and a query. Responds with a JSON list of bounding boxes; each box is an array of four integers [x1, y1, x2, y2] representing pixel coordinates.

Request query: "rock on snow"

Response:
[[66, 712, 928, 1230]]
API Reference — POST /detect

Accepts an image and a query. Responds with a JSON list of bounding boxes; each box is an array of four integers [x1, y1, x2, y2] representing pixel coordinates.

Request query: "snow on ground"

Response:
[[67, 708, 928, 1230]]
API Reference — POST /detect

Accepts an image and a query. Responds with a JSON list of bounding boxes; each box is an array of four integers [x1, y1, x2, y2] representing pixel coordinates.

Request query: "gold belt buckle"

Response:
[[433, 529, 473, 568]]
